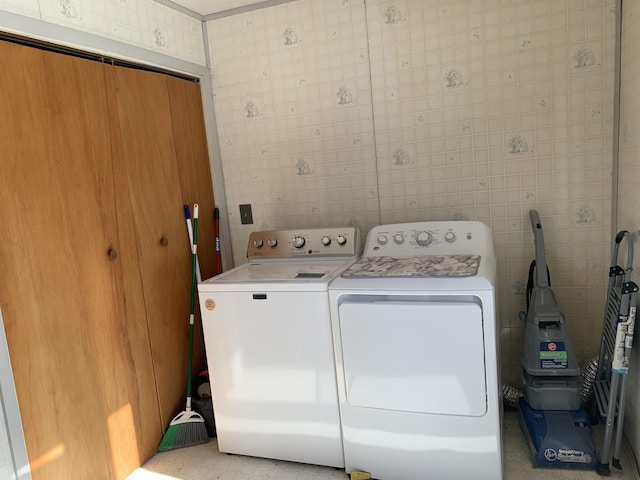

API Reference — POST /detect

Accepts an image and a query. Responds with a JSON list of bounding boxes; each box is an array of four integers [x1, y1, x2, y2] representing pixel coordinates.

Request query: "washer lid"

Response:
[[199, 260, 354, 292]]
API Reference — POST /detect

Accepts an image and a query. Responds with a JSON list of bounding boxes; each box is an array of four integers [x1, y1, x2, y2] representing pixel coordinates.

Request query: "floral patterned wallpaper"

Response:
[[208, 0, 616, 385], [208, 0, 380, 261], [0, 0, 618, 388], [0, 0, 206, 65], [616, 0, 640, 459]]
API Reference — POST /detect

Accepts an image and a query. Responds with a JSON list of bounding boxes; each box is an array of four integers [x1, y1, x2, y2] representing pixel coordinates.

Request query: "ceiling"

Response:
[[171, 0, 277, 16]]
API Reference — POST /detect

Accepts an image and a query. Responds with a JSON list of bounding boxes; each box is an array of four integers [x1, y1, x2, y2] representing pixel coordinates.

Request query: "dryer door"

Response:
[[338, 299, 487, 416]]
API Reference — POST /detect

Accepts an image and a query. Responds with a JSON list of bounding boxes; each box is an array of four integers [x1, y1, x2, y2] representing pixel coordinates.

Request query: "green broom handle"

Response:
[[187, 204, 199, 405]]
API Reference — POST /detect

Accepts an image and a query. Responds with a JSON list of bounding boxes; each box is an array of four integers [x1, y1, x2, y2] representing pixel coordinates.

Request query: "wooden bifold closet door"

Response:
[[0, 40, 215, 480], [105, 64, 216, 434]]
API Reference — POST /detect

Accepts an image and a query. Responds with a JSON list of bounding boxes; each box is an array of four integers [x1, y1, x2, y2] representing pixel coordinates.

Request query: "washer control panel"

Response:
[[366, 221, 493, 257], [247, 227, 360, 262]]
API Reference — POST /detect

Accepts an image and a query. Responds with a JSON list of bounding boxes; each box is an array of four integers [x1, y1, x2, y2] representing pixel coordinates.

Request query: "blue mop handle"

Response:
[[183, 204, 201, 283], [186, 204, 199, 406]]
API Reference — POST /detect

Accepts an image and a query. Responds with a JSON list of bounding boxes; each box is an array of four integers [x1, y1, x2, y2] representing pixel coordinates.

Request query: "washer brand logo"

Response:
[[204, 298, 216, 311], [548, 342, 557, 351], [544, 448, 557, 461]]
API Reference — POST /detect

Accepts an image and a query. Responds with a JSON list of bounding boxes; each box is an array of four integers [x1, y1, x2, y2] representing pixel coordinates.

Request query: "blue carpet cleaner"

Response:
[[517, 210, 598, 470]]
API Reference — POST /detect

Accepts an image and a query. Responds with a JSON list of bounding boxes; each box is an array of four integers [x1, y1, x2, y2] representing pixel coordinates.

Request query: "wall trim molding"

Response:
[[204, 0, 296, 20], [611, 0, 623, 237], [0, 308, 31, 480], [0, 10, 205, 74], [154, 0, 203, 20]]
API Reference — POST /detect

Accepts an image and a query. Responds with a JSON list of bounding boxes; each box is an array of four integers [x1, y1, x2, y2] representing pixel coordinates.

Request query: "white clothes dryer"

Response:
[[329, 221, 502, 480], [198, 227, 360, 468]]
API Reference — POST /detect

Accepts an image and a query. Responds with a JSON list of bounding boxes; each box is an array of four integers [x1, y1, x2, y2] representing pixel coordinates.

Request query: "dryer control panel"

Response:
[[247, 227, 361, 262], [366, 221, 494, 257]]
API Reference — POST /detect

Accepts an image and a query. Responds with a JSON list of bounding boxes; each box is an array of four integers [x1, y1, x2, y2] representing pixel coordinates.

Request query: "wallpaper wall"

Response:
[[0, 0, 618, 388], [207, 0, 616, 384], [0, 0, 205, 65], [617, 0, 640, 462], [208, 0, 380, 259], [0, 0, 638, 466], [0, 400, 15, 480]]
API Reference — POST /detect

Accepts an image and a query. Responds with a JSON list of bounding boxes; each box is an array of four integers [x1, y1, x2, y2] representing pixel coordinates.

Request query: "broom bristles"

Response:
[[158, 409, 209, 452]]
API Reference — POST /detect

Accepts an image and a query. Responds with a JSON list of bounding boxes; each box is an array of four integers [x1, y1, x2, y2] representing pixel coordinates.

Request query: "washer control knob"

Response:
[[444, 232, 456, 243], [336, 235, 347, 245], [378, 235, 388, 245], [394, 234, 404, 244], [267, 238, 278, 248], [416, 231, 433, 246], [292, 235, 306, 248], [321, 236, 331, 246], [253, 238, 264, 248]]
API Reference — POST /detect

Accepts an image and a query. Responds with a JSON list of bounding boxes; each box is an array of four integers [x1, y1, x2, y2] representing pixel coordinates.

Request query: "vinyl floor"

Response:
[[127, 409, 639, 480]]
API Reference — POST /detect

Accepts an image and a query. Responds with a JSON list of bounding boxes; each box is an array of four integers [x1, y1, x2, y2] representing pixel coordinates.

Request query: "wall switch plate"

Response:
[[239, 204, 253, 224]]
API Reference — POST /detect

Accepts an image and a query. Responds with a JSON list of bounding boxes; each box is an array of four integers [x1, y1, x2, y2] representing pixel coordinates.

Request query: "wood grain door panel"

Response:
[[0, 41, 161, 479], [166, 76, 216, 372], [105, 65, 192, 430]]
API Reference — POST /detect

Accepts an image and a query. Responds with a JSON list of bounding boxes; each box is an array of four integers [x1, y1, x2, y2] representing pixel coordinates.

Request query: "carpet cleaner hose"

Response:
[[502, 383, 523, 408], [580, 357, 598, 408], [502, 357, 598, 409]]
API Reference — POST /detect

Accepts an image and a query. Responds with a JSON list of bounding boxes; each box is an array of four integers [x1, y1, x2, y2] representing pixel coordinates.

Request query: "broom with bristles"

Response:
[[158, 203, 209, 451]]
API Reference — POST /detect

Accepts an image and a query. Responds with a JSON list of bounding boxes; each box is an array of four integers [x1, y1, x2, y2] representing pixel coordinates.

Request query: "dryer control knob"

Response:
[[253, 238, 264, 248], [267, 238, 278, 248], [377, 235, 388, 245], [336, 235, 347, 245], [416, 231, 433, 246], [321, 236, 331, 246], [394, 234, 404, 244], [292, 235, 305, 248], [444, 232, 456, 243]]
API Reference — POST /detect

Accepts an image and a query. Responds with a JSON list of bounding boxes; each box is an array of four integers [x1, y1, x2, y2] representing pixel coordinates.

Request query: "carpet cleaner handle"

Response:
[[529, 210, 549, 288]]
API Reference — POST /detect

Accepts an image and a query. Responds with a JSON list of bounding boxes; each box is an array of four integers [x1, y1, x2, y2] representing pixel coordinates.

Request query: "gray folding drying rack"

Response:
[[593, 230, 638, 475]]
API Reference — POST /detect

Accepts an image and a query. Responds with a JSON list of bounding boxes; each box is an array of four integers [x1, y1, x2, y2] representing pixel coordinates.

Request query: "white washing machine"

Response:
[[197, 227, 360, 468], [329, 221, 502, 480]]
